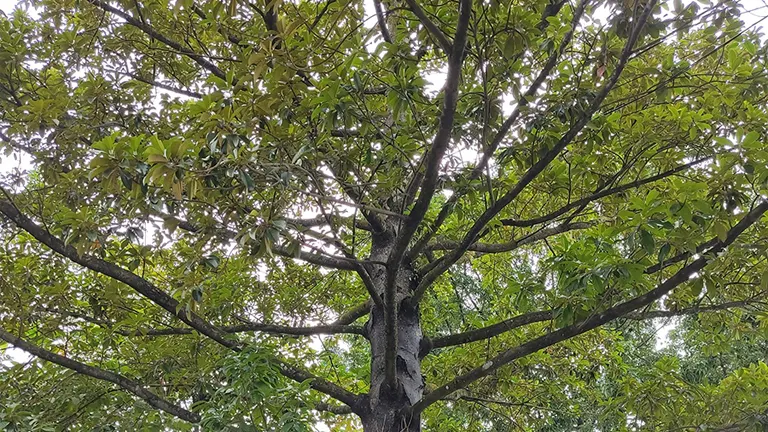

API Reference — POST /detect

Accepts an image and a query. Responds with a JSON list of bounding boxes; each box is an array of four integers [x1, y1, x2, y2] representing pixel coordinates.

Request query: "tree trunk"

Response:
[[361, 234, 424, 431]]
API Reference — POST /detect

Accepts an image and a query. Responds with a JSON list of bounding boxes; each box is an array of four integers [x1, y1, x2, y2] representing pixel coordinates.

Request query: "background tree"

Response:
[[1, 0, 768, 429]]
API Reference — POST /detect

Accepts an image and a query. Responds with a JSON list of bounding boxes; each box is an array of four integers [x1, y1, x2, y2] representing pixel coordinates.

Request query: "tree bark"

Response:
[[361, 232, 424, 431]]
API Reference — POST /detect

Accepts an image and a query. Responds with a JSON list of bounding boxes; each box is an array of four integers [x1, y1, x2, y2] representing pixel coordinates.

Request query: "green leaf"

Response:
[[761, 269, 768, 291], [658, 243, 671, 263], [147, 154, 168, 163], [203, 255, 221, 269], [639, 229, 655, 254], [713, 137, 732, 147], [239, 171, 255, 191], [714, 221, 729, 241], [743, 131, 760, 148], [192, 286, 204, 302]]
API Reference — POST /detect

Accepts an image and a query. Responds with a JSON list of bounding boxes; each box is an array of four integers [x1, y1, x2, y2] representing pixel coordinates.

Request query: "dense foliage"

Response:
[[1, 0, 768, 429]]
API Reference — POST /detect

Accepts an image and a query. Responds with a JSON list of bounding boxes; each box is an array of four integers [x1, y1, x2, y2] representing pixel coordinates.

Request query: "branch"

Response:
[[315, 401, 354, 415], [500, 156, 712, 228], [29, 194, 358, 272], [426, 311, 552, 352], [411, 199, 768, 412], [85, 0, 229, 82], [411, 0, 657, 304], [116, 322, 365, 337], [537, 0, 568, 31], [372, 0, 393, 43], [0, 131, 66, 170], [323, 164, 387, 233], [0, 200, 364, 408], [284, 214, 372, 231], [0, 326, 200, 423], [191, 4, 244, 47], [241, 0, 314, 86], [426, 221, 592, 253], [165, 214, 359, 270], [626, 299, 768, 319], [112, 70, 203, 99], [391, 0, 472, 262], [41, 306, 366, 337], [408, 0, 588, 258], [425, 229, 760, 352], [404, 0, 452, 55], [382, 0, 473, 389], [0, 200, 238, 350], [330, 129, 384, 139], [426, 298, 767, 352], [332, 300, 372, 325], [277, 362, 363, 412], [453, 394, 565, 413], [644, 237, 719, 275], [170, 211, 384, 310]]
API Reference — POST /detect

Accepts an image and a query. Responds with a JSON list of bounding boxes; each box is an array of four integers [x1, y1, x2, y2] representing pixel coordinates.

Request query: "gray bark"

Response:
[[360, 232, 424, 431]]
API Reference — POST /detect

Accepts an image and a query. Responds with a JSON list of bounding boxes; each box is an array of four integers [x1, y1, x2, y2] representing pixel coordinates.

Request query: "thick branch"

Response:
[[411, 199, 768, 412], [391, 0, 472, 262], [408, 0, 588, 258], [315, 401, 354, 415], [427, 298, 767, 352], [427, 311, 552, 352], [404, 0, 452, 55], [116, 322, 365, 337], [382, 0, 473, 389], [0, 200, 238, 350], [332, 300, 372, 325], [0, 326, 200, 423], [372, 0, 393, 43], [278, 362, 363, 412], [412, 0, 657, 304], [500, 157, 711, 228], [426, 221, 592, 253]]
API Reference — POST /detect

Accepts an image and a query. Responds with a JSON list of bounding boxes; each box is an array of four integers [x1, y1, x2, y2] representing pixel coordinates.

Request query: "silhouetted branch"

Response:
[[0, 326, 201, 423], [500, 157, 712, 227], [408, 0, 588, 258], [412, 0, 657, 304], [426, 222, 592, 253], [86, 0, 229, 82]]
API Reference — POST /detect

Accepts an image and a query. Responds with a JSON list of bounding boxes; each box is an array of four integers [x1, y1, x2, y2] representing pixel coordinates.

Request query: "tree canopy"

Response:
[[1, 0, 768, 429]]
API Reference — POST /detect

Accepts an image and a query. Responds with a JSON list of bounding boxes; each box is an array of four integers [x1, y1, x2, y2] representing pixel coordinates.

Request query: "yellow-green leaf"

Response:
[[714, 221, 729, 241], [147, 154, 168, 164]]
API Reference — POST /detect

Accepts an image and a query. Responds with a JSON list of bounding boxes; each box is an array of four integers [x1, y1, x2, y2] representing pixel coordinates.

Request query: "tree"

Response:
[[1, 0, 768, 428]]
